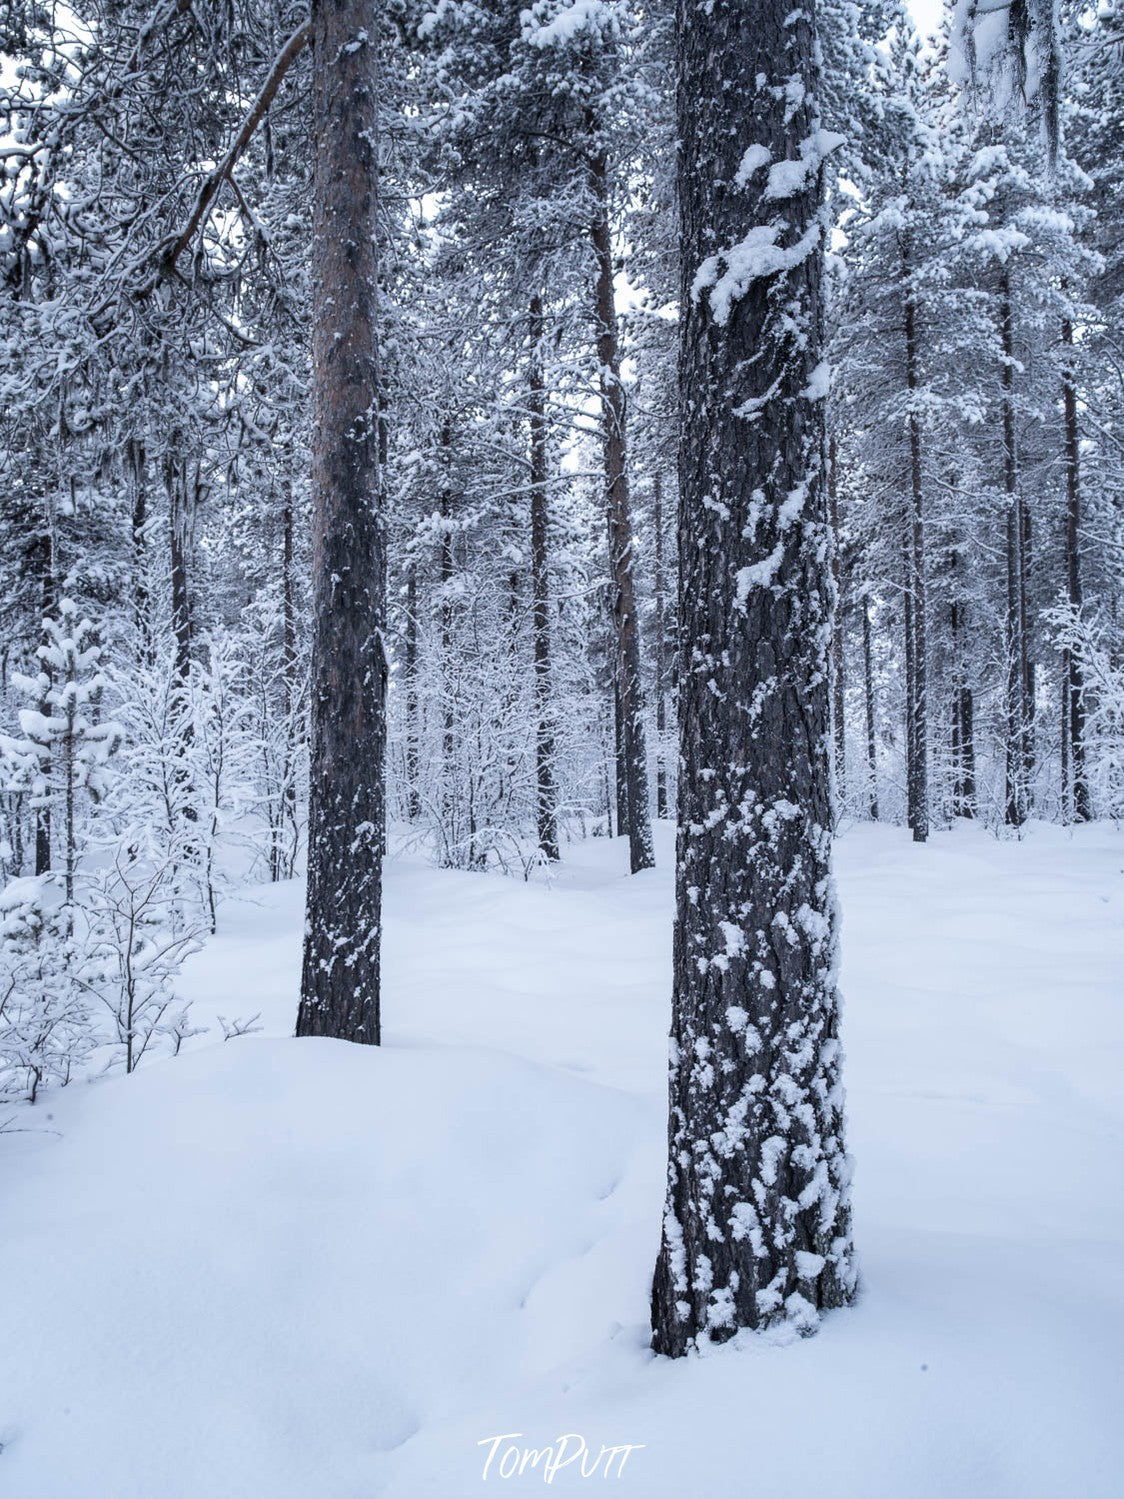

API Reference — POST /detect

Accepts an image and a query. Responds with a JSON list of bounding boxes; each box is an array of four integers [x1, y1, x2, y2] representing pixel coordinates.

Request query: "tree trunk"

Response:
[[404, 564, 421, 820], [279, 481, 299, 878], [296, 0, 384, 1045], [32, 518, 54, 876], [902, 241, 928, 841], [862, 594, 879, 820], [959, 683, 976, 816], [529, 293, 560, 861], [1061, 316, 1089, 821], [654, 472, 669, 819], [949, 586, 976, 819], [588, 133, 654, 874], [1000, 266, 1029, 827], [439, 421, 456, 863], [613, 676, 629, 839], [165, 452, 193, 691], [828, 436, 846, 798], [129, 438, 150, 657], [651, 0, 855, 1354]]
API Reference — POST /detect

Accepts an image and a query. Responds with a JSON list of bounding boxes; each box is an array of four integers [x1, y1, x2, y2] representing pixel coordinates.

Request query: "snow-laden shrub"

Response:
[[0, 875, 91, 1104], [1049, 600, 1124, 819], [77, 851, 205, 1076]]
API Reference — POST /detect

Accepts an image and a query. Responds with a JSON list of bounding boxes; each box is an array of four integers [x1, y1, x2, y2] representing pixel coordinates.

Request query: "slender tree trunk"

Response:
[[652, 0, 855, 1354], [829, 436, 846, 797], [588, 132, 654, 874], [613, 677, 629, 839], [297, 0, 384, 1045], [1021, 488, 1035, 783], [165, 453, 193, 691], [902, 243, 928, 841], [949, 580, 976, 819], [654, 471, 669, 820], [959, 683, 975, 816], [129, 438, 150, 657], [529, 293, 560, 861], [439, 422, 456, 862], [862, 594, 879, 820], [1061, 316, 1089, 821], [32, 518, 54, 876], [279, 481, 299, 878], [902, 528, 915, 821], [1000, 266, 1029, 827], [404, 564, 421, 820]]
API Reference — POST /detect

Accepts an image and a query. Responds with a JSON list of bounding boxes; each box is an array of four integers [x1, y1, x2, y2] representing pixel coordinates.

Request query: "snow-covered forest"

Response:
[[0, 0, 1121, 1493]]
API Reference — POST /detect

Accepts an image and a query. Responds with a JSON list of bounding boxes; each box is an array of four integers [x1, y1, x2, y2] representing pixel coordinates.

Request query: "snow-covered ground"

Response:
[[1, 821, 1122, 1498]]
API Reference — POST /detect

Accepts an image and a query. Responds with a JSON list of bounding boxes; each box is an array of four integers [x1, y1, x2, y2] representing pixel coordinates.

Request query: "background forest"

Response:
[[0, 0, 1120, 1101]]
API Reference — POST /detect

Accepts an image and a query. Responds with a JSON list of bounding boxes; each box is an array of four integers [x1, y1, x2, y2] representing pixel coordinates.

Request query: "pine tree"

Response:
[[296, 0, 384, 1045], [652, 0, 855, 1353]]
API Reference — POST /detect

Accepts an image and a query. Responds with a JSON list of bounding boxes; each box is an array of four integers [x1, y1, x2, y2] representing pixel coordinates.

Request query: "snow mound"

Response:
[[1, 821, 1122, 1497]]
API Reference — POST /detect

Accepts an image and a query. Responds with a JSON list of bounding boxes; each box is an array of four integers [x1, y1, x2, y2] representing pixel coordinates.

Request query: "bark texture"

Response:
[[902, 245, 929, 842], [589, 138, 654, 874], [651, 0, 855, 1355], [297, 0, 384, 1045], [1061, 316, 1089, 822], [529, 293, 560, 862], [999, 267, 1031, 827]]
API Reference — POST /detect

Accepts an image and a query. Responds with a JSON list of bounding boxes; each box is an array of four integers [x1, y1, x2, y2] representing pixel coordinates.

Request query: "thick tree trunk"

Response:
[[999, 267, 1030, 827], [589, 137, 654, 874], [862, 594, 879, 821], [1061, 316, 1089, 821], [529, 294, 560, 862], [296, 0, 384, 1045], [902, 245, 928, 842], [651, 0, 855, 1354], [653, 472, 670, 820]]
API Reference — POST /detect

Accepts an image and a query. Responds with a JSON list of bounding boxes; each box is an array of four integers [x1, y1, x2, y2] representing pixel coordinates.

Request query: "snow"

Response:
[[693, 222, 821, 326], [736, 543, 785, 604], [1, 820, 1123, 1497], [734, 143, 772, 189]]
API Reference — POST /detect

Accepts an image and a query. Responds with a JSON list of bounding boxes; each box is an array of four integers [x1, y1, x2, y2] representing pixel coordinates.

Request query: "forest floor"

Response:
[[1, 820, 1122, 1497]]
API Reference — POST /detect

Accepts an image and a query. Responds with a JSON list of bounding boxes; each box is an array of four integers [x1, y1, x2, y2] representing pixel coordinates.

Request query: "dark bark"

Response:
[[589, 134, 654, 874], [439, 421, 456, 860], [653, 471, 670, 820], [948, 561, 976, 819], [613, 676, 629, 839], [129, 438, 150, 656], [828, 436, 845, 796], [652, 0, 855, 1354], [404, 564, 421, 820], [902, 241, 928, 842], [1061, 316, 1089, 821], [999, 266, 1030, 826], [296, 0, 384, 1046], [164, 452, 193, 691], [862, 594, 879, 821], [959, 685, 976, 816], [529, 294, 560, 861], [31, 517, 54, 876], [278, 482, 299, 879]]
